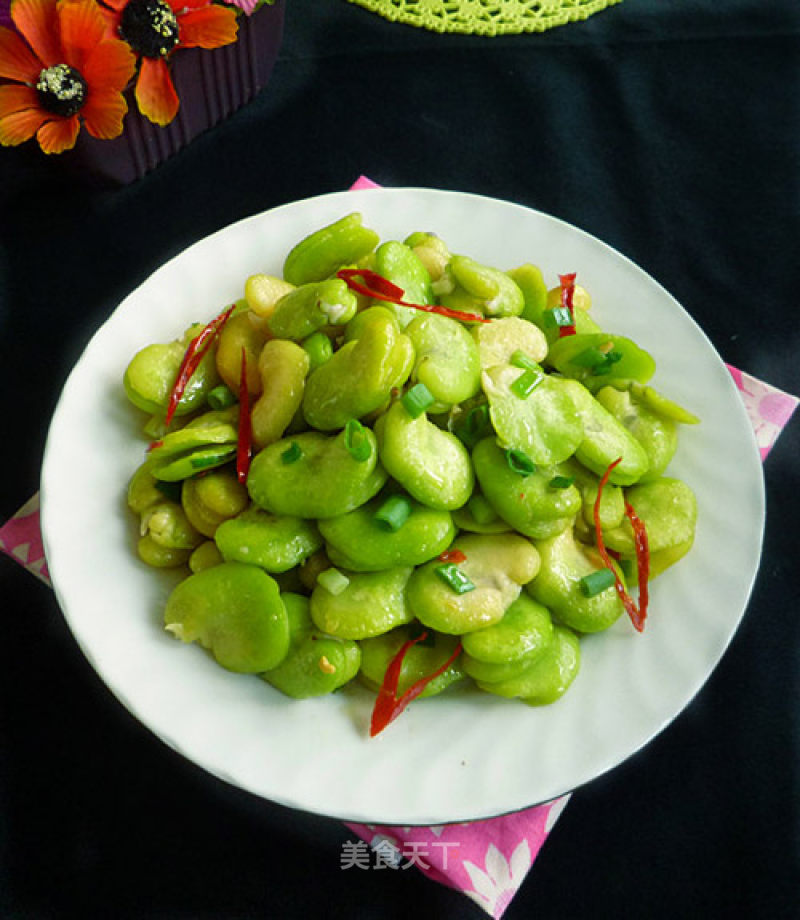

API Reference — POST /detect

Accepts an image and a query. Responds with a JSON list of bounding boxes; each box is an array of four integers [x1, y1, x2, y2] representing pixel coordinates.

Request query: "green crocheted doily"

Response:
[[347, 0, 624, 35]]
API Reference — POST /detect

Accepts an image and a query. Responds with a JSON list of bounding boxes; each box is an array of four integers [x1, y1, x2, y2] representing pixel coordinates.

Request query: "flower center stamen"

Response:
[[120, 0, 180, 58], [36, 64, 88, 118]]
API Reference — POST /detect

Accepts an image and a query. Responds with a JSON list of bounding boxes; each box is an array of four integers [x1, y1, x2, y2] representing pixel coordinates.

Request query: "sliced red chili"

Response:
[[369, 632, 463, 737], [236, 346, 253, 485], [592, 457, 648, 632], [437, 548, 467, 565], [558, 272, 577, 338], [337, 268, 491, 324], [164, 303, 235, 427], [624, 499, 650, 629]]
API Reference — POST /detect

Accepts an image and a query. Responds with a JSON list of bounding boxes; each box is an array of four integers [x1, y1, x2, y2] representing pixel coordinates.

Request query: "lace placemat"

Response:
[[346, 0, 624, 36]]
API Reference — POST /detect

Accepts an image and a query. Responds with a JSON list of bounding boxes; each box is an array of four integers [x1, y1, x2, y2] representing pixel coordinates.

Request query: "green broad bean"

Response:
[[406, 533, 540, 635], [137, 534, 191, 568], [560, 379, 650, 486], [375, 401, 474, 510], [374, 240, 434, 328], [215, 507, 322, 573], [244, 273, 295, 319], [546, 332, 656, 392], [141, 501, 204, 550], [404, 232, 451, 283], [188, 540, 223, 573], [215, 309, 269, 396], [310, 567, 414, 639], [595, 385, 678, 482], [527, 528, 624, 633], [181, 467, 249, 538], [164, 562, 289, 672], [476, 625, 580, 705], [621, 381, 701, 426], [647, 539, 695, 579], [127, 462, 170, 515], [601, 477, 698, 556], [482, 365, 584, 466], [283, 213, 381, 285], [506, 264, 550, 328], [250, 339, 311, 450], [268, 279, 357, 341], [461, 593, 554, 664], [146, 422, 238, 482], [247, 429, 388, 519], [444, 255, 525, 318], [558, 457, 626, 531], [359, 627, 465, 698], [301, 331, 334, 371], [262, 593, 361, 698], [451, 491, 512, 534], [318, 495, 455, 572], [472, 316, 547, 370], [405, 312, 482, 408], [302, 309, 414, 431], [472, 436, 582, 540], [123, 323, 219, 418]]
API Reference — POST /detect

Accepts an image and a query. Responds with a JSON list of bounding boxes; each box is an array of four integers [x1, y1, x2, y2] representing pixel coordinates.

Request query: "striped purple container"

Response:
[[0, 0, 283, 184]]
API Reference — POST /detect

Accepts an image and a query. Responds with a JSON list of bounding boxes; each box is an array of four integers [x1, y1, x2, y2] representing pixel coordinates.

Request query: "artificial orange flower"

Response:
[[0, 0, 136, 153], [101, 0, 238, 127]]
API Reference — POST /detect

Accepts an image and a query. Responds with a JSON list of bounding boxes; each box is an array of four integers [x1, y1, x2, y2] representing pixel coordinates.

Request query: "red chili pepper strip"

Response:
[[624, 499, 650, 629], [337, 268, 491, 324], [236, 347, 253, 485], [164, 303, 236, 427], [558, 272, 577, 338], [369, 632, 463, 737], [437, 548, 467, 565], [592, 458, 646, 632]]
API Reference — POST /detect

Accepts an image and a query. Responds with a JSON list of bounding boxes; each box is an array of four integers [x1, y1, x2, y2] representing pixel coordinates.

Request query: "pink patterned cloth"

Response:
[[2, 176, 797, 917]]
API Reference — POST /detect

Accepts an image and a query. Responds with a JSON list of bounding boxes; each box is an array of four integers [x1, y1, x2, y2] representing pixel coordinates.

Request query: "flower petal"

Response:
[[177, 6, 238, 50], [82, 38, 136, 92], [81, 86, 127, 138], [135, 56, 178, 126], [11, 0, 61, 67], [167, 0, 212, 11], [36, 111, 80, 152], [0, 82, 40, 115], [58, 0, 107, 71], [0, 104, 49, 146], [0, 25, 42, 81], [102, 0, 128, 11]]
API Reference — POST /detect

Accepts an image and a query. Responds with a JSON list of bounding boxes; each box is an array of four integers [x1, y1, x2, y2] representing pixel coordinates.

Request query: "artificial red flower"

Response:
[[0, 0, 136, 153], [102, 0, 238, 127]]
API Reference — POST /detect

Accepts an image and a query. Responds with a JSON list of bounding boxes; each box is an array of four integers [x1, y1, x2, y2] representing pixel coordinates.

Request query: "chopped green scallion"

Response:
[[579, 568, 616, 597], [505, 448, 536, 476], [207, 384, 237, 410], [281, 441, 302, 464], [549, 475, 576, 490], [344, 418, 371, 461], [510, 368, 544, 399], [317, 568, 350, 595], [401, 382, 435, 418], [510, 350, 541, 372], [374, 494, 412, 532], [434, 562, 476, 594], [544, 306, 575, 329]]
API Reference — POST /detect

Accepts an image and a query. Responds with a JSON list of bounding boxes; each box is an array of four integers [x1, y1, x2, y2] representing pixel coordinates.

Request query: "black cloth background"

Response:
[[1, 1, 799, 917]]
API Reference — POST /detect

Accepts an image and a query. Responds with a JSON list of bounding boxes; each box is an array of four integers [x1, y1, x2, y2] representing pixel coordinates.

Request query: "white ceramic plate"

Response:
[[40, 188, 765, 825]]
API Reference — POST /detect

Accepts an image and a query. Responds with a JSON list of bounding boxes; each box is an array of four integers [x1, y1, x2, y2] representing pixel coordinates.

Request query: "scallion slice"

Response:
[[510, 368, 544, 399], [510, 350, 540, 372], [374, 494, 412, 532], [434, 562, 476, 594], [207, 384, 237, 410], [317, 568, 350, 595], [578, 568, 616, 597], [549, 475, 575, 490], [344, 418, 371, 461], [281, 441, 302, 464], [401, 382, 435, 418], [505, 448, 536, 476]]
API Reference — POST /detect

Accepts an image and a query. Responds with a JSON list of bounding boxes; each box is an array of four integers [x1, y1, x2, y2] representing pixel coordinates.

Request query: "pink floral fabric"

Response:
[[1, 175, 797, 918]]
